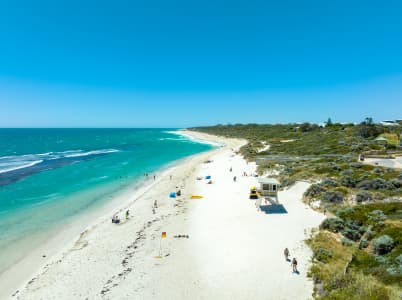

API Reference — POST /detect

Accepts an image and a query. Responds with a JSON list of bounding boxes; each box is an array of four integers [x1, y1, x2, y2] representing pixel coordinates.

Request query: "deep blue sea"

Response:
[[0, 128, 212, 274]]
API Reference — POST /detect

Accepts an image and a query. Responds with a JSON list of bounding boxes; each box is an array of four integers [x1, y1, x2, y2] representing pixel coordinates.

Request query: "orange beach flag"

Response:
[[161, 232, 167, 238]]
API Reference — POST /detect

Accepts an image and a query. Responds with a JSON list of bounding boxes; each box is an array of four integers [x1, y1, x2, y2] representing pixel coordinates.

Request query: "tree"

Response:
[[357, 117, 382, 138], [326, 118, 333, 126], [363, 117, 374, 125]]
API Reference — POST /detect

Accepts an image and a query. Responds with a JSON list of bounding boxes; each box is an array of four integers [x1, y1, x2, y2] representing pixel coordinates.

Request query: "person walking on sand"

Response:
[[154, 200, 158, 208], [292, 258, 298, 273], [284, 248, 290, 261], [126, 209, 130, 219], [233, 176, 236, 182], [229, 167, 232, 172]]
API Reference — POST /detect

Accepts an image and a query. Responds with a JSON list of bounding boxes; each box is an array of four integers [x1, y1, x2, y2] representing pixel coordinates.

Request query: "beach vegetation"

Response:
[[373, 235, 395, 255], [191, 122, 402, 298], [320, 217, 345, 233]]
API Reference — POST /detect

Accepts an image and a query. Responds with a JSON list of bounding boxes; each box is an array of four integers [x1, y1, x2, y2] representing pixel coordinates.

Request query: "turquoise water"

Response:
[[0, 129, 212, 273]]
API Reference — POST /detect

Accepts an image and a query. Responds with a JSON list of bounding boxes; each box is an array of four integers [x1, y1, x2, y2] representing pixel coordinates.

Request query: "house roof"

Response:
[[258, 177, 280, 185]]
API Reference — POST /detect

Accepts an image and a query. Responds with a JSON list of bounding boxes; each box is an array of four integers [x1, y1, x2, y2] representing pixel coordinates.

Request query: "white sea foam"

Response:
[[0, 160, 43, 174], [63, 149, 119, 158], [0, 149, 119, 174], [166, 131, 223, 147]]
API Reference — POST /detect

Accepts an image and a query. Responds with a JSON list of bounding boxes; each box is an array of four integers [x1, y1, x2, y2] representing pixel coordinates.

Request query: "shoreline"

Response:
[[0, 130, 219, 299], [11, 131, 324, 300]]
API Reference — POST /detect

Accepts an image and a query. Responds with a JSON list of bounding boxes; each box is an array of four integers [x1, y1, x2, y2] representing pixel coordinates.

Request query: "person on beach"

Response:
[[112, 215, 120, 224], [230, 167, 232, 172], [154, 200, 158, 208], [292, 258, 298, 272], [153, 175, 156, 181], [284, 248, 290, 261], [126, 210, 130, 219], [233, 176, 236, 182]]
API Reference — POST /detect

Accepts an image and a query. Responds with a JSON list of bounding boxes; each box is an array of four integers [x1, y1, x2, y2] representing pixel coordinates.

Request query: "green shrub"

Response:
[[342, 237, 355, 246], [355, 190, 373, 203], [350, 162, 363, 168], [314, 247, 334, 263], [322, 191, 344, 203], [373, 235, 395, 255], [357, 178, 387, 190], [367, 210, 387, 225], [340, 175, 356, 188], [336, 207, 355, 219], [304, 183, 325, 198], [395, 254, 402, 266], [340, 168, 354, 176], [320, 217, 345, 232], [343, 227, 362, 241], [321, 178, 338, 187], [386, 179, 402, 190]]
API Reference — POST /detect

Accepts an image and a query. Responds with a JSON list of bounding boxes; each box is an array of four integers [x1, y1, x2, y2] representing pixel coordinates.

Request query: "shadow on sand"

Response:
[[259, 203, 288, 214]]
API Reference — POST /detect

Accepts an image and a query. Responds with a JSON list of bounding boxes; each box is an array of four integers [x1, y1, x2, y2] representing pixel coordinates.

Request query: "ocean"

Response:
[[0, 128, 212, 275]]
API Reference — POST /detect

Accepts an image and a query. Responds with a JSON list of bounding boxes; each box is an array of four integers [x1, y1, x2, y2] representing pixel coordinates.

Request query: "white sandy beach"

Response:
[[10, 131, 324, 300]]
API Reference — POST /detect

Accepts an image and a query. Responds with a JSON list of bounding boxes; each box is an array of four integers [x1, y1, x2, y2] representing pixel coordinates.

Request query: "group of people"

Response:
[[229, 166, 252, 182], [284, 248, 298, 273], [111, 209, 130, 224], [144, 173, 156, 181]]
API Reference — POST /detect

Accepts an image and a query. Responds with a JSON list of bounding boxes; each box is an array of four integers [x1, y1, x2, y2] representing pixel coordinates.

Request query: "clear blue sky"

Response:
[[1, 0, 402, 127]]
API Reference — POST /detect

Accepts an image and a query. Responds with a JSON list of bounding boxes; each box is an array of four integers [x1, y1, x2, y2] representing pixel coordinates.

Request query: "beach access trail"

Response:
[[364, 156, 402, 169], [16, 131, 324, 300]]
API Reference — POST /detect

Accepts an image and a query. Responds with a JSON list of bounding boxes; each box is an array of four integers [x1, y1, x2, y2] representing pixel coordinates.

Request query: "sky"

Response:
[[0, 0, 402, 127]]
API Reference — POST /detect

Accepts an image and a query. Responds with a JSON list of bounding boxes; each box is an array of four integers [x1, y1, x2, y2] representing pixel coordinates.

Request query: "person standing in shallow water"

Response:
[[292, 258, 298, 273]]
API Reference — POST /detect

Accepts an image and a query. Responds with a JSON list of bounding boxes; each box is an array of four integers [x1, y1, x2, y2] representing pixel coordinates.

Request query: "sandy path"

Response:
[[364, 157, 402, 169], [15, 132, 324, 300]]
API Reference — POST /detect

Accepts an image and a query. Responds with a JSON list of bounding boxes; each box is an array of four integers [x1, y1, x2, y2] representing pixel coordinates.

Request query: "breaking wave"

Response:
[[0, 149, 119, 175]]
